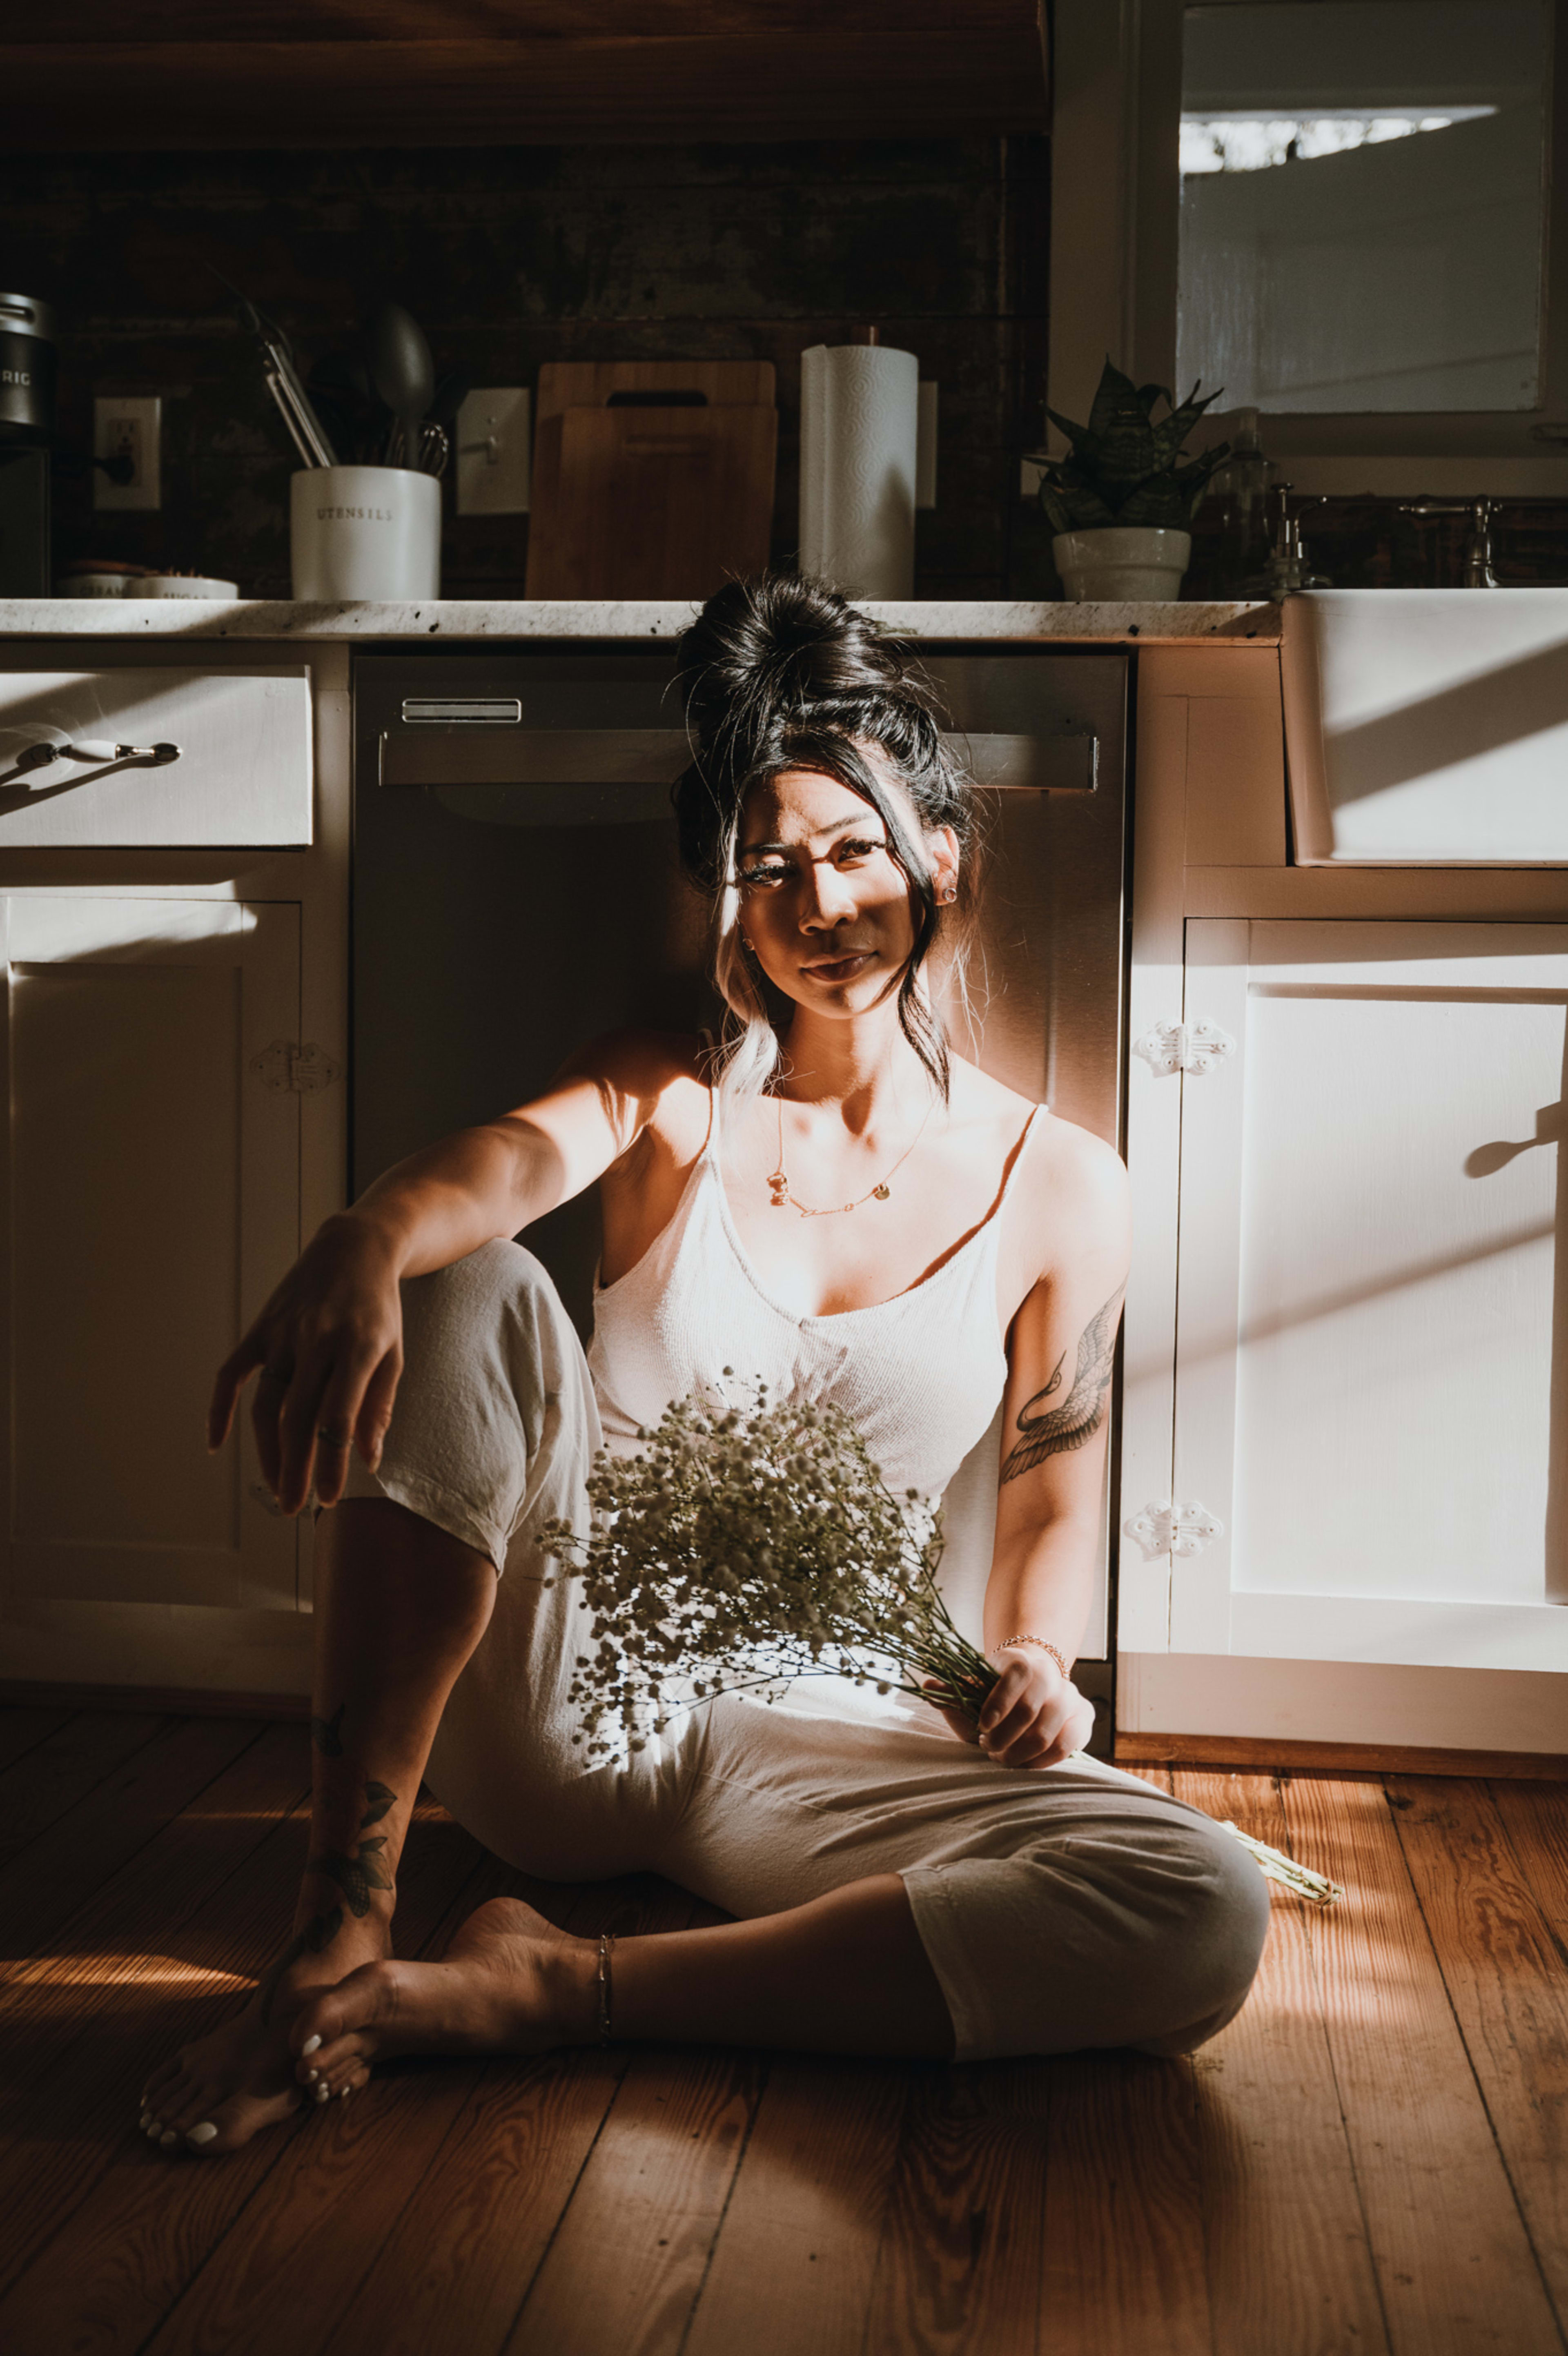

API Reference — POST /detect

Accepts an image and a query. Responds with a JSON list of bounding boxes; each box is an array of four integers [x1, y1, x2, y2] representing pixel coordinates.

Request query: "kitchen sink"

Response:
[[1283, 588, 1568, 865]]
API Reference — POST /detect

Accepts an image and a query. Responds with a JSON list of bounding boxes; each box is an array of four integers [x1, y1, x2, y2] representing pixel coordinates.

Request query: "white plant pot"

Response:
[[1052, 527, 1191, 603], [290, 465, 441, 602]]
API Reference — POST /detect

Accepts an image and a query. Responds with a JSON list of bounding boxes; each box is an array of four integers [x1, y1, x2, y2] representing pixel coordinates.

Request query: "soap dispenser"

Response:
[[1211, 407, 1274, 596], [1264, 484, 1330, 597]]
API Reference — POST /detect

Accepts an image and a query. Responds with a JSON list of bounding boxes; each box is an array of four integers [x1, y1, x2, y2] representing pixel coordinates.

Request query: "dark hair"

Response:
[[672, 572, 977, 1097]]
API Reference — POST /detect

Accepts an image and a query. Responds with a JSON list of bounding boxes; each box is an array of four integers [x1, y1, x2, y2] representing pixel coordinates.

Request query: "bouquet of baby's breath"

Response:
[[538, 1378, 997, 1761]]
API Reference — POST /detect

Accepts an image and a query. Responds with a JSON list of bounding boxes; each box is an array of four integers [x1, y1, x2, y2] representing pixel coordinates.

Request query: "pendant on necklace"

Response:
[[872, 1183, 891, 1200], [767, 1170, 790, 1208]]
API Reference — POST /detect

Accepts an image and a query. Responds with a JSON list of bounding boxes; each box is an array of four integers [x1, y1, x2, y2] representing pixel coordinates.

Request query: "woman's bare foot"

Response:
[[281, 1898, 600, 2098], [137, 1913, 391, 2158]]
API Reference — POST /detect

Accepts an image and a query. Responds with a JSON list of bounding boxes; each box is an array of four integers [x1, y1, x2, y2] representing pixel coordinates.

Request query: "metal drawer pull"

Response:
[[15, 739, 181, 770], [401, 698, 522, 724]]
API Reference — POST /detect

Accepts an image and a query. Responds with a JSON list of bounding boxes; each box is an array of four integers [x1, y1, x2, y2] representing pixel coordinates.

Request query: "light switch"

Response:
[[456, 387, 531, 516], [94, 395, 161, 510]]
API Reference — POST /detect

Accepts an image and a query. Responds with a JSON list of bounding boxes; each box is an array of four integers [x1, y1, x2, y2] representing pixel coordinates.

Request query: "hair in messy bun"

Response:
[[673, 572, 978, 1107]]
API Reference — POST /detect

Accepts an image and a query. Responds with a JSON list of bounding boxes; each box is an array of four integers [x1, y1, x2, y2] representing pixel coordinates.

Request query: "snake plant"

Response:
[[1032, 358, 1229, 532]]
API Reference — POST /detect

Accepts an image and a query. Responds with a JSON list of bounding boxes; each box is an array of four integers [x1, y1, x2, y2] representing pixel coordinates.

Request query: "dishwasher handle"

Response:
[[379, 726, 1097, 795]]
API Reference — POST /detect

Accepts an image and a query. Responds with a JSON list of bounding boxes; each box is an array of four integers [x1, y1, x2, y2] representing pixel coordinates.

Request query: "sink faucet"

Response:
[[1397, 497, 1500, 588]]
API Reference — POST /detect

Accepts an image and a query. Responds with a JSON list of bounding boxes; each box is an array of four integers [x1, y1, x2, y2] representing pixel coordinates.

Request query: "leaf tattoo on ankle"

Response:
[[308, 1781, 398, 1919], [311, 1702, 347, 1757], [1000, 1287, 1124, 1484]]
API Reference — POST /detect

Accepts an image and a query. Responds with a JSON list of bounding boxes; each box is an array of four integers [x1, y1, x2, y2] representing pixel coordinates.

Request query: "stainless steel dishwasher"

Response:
[[352, 646, 1129, 1731]]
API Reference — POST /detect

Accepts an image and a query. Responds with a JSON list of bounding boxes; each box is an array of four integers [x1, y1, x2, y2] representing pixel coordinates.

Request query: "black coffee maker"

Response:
[[0, 294, 55, 596]]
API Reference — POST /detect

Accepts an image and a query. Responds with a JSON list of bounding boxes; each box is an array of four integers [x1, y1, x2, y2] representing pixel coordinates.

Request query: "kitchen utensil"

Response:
[[290, 464, 440, 600], [361, 303, 434, 470], [418, 423, 449, 478], [307, 350, 385, 465], [0, 294, 56, 446], [428, 369, 473, 429], [220, 277, 337, 466], [525, 360, 776, 600]]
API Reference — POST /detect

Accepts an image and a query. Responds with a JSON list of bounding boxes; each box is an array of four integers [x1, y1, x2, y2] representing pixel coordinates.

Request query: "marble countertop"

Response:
[[0, 597, 1280, 643]]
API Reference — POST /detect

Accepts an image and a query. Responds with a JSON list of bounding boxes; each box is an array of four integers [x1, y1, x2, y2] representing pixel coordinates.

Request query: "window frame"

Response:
[[1045, 0, 1568, 494]]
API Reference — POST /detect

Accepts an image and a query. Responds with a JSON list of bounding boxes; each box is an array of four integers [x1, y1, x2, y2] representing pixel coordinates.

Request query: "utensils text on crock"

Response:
[[361, 303, 435, 469]]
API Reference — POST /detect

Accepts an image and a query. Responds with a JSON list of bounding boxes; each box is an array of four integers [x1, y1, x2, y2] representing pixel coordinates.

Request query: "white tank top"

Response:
[[587, 1091, 1042, 1504]]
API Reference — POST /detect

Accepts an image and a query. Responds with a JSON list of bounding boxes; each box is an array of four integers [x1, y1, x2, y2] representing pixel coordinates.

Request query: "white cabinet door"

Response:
[[1170, 919, 1568, 1672], [0, 896, 301, 1616]]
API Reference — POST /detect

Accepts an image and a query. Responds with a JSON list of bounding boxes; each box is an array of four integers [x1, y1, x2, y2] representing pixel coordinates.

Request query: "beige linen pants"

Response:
[[342, 1240, 1270, 2062]]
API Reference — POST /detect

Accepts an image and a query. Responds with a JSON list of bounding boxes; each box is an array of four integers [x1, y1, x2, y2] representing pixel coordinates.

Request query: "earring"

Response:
[[942, 885, 958, 905]]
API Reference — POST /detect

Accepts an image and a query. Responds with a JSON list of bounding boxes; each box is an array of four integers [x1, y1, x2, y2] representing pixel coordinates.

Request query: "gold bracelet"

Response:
[[991, 1634, 1071, 1681]]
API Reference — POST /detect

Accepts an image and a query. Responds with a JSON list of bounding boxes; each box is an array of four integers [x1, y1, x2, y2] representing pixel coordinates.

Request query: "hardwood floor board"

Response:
[[0, 1706, 72, 1777], [860, 2055, 1054, 2356], [0, 1715, 265, 1971], [682, 2055, 909, 2356], [0, 1793, 490, 2356], [314, 1877, 704, 2356], [1038, 2049, 1210, 2356], [1281, 1775, 1563, 2356], [1174, 1769, 1389, 2356], [1385, 1775, 1568, 2333], [1490, 1781, 1568, 1941], [0, 1710, 171, 1871], [0, 1724, 308, 2023], [502, 2037, 764, 2356], [0, 1730, 317, 2310]]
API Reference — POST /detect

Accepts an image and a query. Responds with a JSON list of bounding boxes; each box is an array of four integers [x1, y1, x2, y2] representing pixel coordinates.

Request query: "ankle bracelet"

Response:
[[597, 1932, 616, 2045]]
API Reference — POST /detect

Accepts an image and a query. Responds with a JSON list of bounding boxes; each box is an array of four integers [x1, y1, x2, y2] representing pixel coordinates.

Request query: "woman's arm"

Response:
[[941, 1128, 1131, 1770], [208, 1030, 685, 1517]]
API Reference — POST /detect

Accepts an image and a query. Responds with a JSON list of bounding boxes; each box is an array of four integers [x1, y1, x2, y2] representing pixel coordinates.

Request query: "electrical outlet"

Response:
[[94, 395, 161, 510], [456, 388, 531, 516]]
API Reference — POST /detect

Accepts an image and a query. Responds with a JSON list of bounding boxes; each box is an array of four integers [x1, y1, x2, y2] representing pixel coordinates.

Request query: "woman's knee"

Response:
[[1133, 1817, 1271, 2055]]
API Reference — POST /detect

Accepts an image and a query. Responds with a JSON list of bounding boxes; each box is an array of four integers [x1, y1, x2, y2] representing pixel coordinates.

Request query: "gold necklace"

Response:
[[766, 1091, 938, 1217]]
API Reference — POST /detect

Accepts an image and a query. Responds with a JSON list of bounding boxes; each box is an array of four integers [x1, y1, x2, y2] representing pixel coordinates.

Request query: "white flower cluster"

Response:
[[539, 1376, 997, 1761]]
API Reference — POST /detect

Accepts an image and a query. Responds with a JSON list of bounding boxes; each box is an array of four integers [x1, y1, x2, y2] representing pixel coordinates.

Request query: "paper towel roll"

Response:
[[799, 343, 920, 599]]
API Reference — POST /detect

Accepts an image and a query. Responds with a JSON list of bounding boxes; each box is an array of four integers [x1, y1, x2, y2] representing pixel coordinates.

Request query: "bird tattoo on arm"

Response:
[[1000, 1286, 1125, 1484]]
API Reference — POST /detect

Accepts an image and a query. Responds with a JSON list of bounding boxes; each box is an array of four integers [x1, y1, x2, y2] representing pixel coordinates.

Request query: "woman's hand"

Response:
[[926, 1645, 1096, 1770], [207, 1214, 407, 1517]]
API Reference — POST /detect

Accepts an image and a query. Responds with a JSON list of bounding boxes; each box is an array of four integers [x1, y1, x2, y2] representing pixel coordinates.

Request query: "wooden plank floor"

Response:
[[0, 1712, 1564, 2356]]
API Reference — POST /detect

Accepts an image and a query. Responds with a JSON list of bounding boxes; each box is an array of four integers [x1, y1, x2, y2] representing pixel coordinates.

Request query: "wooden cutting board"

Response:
[[526, 361, 777, 600]]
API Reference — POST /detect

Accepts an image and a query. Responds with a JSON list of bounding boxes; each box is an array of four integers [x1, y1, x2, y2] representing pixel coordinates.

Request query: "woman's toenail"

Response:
[[145, 2119, 162, 2138], [138, 2111, 151, 2132], [159, 2130, 179, 2147], [305, 2068, 319, 2082], [187, 2122, 218, 2147], [314, 2084, 331, 2104], [338, 2085, 350, 2100], [301, 2034, 322, 2056]]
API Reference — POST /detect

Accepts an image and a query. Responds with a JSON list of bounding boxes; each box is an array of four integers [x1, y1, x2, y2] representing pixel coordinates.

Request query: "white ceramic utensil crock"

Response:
[[290, 465, 440, 601]]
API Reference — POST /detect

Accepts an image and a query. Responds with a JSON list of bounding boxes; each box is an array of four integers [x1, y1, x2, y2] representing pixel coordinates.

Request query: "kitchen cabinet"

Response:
[[2, 897, 301, 1617], [7, 4, 1048, 151], [0, 639, 349, 1703], [1121, 646, 1568, 1759], [1169, 919, 1568, 1673]]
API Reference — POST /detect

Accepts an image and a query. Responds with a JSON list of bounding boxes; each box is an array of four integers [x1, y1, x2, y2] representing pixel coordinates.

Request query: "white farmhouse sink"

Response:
[[1282, 589, 1568, 864]]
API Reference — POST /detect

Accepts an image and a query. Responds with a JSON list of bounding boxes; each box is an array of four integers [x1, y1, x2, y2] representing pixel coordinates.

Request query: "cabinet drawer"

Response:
[[0, 668, 312, 847]]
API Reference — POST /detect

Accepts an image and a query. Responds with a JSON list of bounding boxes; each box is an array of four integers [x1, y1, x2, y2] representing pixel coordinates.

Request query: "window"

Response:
[[1047, 0, 1568, 492]]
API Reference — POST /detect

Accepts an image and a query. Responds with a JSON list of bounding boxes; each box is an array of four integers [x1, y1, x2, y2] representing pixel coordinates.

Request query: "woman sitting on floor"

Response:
[[140, 574, 1269, 2157]]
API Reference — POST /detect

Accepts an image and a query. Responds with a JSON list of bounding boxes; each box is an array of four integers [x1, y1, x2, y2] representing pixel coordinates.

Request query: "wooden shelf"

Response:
[[9, 4, 1049, 149]]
